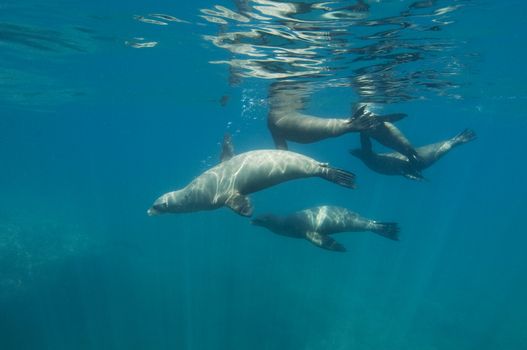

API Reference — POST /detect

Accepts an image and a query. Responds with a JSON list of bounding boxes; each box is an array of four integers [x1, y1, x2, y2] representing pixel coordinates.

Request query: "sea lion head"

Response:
[[147, 189, 193, 216], [251, 214, 284, 231]]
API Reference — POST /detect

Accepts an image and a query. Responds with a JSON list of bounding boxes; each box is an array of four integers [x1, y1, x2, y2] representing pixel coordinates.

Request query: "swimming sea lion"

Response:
[[148, 143, 356, 217], [350, 129, 476, 180], [267, 83, 379, 150], [251, 206, 399, 252], [268, 105, 379, 150]]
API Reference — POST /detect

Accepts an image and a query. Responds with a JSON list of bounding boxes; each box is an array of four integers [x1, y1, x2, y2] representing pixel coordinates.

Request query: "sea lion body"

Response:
[[252, 206, 399, 252], [148, 150, 355, 217], [266, 82, 377, 149], [350, 149, 423, 179], [351, 129, 476, 180], [268, 106, 376, 149]]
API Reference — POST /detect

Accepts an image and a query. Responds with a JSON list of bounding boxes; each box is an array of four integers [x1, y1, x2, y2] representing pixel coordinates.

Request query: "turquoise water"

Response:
[[1, 1, 526, 349]]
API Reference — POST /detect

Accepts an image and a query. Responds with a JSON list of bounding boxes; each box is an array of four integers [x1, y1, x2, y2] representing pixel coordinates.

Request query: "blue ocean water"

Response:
[[1, 0, 526, 349]]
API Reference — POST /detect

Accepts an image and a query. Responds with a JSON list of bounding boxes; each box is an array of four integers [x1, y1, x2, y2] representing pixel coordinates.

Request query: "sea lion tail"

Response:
[[320, 165, 357, 189], [371, 222, 400, 241], [347, 105, 380, 131], [453, 129, 477, 145]]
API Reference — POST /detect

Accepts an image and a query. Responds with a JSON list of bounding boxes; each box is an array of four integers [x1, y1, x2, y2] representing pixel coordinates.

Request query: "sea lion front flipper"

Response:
[[305, 231, 346, 252], [403, 172, 425, 181], [220, 133, 235, 162], [377, 113, 407, 123], [225, 193, 253, 217], [270, 131, 288, 150], [347, 107, 380, 131]]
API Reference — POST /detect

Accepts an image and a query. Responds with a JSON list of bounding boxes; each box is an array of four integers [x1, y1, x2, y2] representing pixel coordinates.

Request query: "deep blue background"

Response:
[[1, 1, 526, 349]]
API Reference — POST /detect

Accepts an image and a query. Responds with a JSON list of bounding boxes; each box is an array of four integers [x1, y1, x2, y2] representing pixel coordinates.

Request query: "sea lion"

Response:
[[267, 84, 379, 150], [350, 129, 477, 180], [268, 105, 379, 150], [148, 140, 356, 217], [251, 206, 399, 252]]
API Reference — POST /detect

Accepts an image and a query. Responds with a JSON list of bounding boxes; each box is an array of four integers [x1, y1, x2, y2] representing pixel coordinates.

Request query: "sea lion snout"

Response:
[[250, 218, 263, 226], [147, 195, 170, 216], [251, 214, 276, 227], [147, 207, 159, 216]]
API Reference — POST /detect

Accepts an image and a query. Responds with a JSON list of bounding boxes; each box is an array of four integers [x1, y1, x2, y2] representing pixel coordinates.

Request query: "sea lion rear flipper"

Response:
[[306, 231, 346, 252], [453, 129, 477, 145], [225, 193, 253, 217], [350, 104, 367, 119], [220, 133, 235, 162], [370, 222, 400, 241], [377, 113, 407, 123], [320, 164, 356, 189], [347, 107, 379, 131]]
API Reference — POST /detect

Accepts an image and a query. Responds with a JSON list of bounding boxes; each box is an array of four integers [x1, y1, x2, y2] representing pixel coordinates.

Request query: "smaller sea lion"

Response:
[[350, 129, 477, 180], [251, 206, 399, 252]]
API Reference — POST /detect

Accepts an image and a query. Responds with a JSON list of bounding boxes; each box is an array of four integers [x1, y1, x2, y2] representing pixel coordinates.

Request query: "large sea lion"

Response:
[[148, 137, 356, 217], [251, 206, 399, 252], [350, 129, 477, 180], [267, 83, 379, 150]]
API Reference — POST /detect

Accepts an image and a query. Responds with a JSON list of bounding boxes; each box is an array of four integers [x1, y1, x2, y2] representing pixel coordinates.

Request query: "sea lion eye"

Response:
[[153, 197, 169, 211], [154, 202, 166, 210]]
